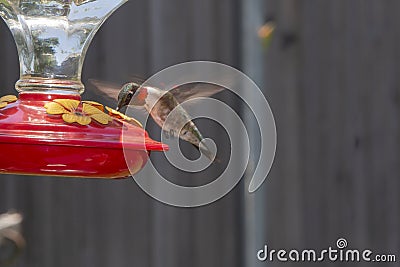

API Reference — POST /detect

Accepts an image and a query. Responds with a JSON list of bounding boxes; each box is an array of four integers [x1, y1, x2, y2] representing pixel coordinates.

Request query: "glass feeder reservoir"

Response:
[[0, 0, 167, 178]]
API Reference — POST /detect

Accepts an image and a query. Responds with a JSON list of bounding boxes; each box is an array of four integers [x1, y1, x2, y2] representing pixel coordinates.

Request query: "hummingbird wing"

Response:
[[126, 75, 146, 85], [89, 79, 149, 118], [169, 83, 226, 104], [88, 79, 121, 103], [90, 79, 226, 104]]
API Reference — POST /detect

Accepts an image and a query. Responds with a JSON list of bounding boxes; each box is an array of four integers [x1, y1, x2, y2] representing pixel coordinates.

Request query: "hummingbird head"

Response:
[[116, 83, 141, 111]]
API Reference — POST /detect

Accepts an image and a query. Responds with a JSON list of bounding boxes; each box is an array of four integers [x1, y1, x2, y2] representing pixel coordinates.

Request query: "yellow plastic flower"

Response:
[[81, 101, 141, 126], [105, 106, 143, 128], [81, 101, 105, 112], [0, 95, 18, 109], [45, 99, 112, 126]]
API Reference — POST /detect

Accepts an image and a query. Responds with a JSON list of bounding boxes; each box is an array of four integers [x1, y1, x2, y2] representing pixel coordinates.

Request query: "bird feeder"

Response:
[[0, 0, 167, 178]]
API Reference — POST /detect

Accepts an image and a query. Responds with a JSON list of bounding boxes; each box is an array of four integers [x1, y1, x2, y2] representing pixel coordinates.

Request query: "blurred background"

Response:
[[0, 0, 399, 266]]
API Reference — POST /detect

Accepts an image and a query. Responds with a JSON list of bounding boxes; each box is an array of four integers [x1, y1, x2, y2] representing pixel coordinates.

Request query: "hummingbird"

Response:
[[90, 80, 225, 162]]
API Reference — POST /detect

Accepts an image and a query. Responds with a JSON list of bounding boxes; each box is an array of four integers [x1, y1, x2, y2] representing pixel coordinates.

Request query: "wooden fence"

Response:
[[0, 1, 398, 267]]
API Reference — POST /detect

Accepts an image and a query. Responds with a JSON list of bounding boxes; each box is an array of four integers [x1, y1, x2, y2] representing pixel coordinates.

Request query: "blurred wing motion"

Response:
[[88, 79, 120, 103], [0, 212, 25, 267], [89, 79, 225, 105], [169, 83, 225, 103]]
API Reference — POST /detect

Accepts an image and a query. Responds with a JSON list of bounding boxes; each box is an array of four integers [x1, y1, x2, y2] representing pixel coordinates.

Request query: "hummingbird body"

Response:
[[116, 83, 220, 161]]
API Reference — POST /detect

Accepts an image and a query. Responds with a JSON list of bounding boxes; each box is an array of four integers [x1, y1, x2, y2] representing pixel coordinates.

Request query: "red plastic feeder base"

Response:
[[0, 92, 167, 178]]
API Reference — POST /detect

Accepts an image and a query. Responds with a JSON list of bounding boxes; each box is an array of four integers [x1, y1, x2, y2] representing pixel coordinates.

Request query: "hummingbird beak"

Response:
[[116, 102, 123, 111]]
